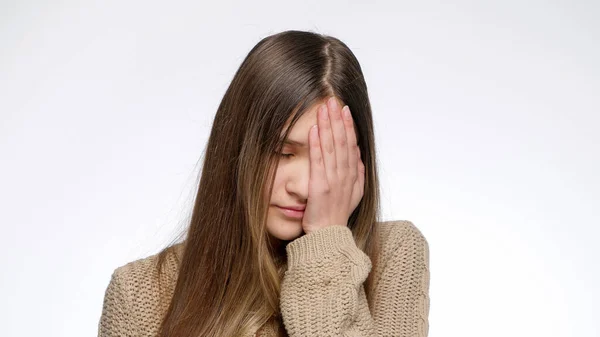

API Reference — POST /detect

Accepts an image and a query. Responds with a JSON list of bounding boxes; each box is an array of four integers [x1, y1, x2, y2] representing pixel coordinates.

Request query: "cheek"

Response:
[[265, 162, 285, 202], [270, 166, 286, 198]]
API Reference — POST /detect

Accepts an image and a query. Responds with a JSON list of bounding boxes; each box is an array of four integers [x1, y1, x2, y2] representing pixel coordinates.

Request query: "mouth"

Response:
[[275, 206, 305, 219]]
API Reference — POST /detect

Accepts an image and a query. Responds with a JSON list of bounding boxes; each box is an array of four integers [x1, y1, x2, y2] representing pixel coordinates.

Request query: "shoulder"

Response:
[[112, 241, 183, 288], [373, 220, 429, 270], [100, 242, 184, 334], [375, 219, 429, 252]]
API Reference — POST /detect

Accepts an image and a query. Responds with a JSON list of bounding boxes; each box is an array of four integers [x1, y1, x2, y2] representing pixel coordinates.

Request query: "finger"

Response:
[[318, 103, 337, 182], [342, 105, 358, 179], [309, 124, 327, 185], [357, 148, 365, 196], [328, 97, 348, 171], [351, 148, 365, 208]]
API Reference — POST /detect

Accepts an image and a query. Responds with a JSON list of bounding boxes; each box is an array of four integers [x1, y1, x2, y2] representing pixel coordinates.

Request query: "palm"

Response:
[[301, 97, 365, 235]]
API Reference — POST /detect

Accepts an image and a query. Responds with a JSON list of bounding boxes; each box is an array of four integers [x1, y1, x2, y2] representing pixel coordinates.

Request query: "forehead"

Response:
[[280, 98, 344, 141], [280, 97, 358, 147], [283, 107, 318, 138]]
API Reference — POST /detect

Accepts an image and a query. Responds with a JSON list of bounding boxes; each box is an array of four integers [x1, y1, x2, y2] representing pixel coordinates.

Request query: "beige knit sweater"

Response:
[[98, 220, 430, 336]]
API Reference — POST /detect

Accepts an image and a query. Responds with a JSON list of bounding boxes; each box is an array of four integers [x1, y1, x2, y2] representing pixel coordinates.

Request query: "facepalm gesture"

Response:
[[301, 97, 365, 235]]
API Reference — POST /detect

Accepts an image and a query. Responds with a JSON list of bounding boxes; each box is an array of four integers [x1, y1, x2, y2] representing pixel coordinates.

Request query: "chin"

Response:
[[266, 213, 304, 241], [275, 230, 304, 241]]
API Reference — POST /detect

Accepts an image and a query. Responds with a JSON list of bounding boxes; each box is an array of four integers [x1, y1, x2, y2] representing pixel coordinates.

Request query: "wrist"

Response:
[[286, 225, 369, 269]]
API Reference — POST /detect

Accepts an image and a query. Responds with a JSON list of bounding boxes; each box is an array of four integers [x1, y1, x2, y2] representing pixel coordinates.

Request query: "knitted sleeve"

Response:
[[280, 223, 430, 337], [97, 268, 137, 337]]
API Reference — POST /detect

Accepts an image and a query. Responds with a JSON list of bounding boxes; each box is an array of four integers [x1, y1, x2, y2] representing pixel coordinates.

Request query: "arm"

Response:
[[370, 223, 430, 336], [97, 269, 136, 337], [280, 223, 430, 337]]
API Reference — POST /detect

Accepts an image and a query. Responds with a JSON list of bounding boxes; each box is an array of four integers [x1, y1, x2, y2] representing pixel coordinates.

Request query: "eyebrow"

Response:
[[283, 138, 307, 148]]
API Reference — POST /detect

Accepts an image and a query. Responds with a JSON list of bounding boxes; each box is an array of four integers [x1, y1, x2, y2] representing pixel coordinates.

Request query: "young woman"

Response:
[[98, 30, 430, 337]]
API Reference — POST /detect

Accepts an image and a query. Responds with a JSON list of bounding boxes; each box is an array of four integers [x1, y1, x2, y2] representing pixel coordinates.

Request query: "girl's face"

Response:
[[265, 98, 344, 241]]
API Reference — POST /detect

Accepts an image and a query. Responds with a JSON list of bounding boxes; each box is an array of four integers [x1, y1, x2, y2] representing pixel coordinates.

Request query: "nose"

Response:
[[285, 159, 309, 201]]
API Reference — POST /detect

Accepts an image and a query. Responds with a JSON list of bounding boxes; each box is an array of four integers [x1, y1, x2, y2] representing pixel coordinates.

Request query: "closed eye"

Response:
[[281, 153, 294, 159]]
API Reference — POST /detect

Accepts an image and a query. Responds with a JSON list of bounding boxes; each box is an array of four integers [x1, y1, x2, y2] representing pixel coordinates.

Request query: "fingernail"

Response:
[[329, 97, 337, 109], [343, 106, 351, 120]]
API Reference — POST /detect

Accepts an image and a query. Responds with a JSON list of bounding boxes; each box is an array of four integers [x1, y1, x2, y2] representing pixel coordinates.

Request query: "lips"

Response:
[[276, 205, 305, 219], [279, 205, 306, 211]]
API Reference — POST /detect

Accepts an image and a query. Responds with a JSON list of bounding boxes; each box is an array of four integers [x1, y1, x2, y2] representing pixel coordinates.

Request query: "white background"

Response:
[[1, 1, 598, 336]]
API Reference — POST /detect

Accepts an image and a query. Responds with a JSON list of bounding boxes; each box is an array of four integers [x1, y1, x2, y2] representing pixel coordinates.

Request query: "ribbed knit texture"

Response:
[[97, 220, 430, 337]]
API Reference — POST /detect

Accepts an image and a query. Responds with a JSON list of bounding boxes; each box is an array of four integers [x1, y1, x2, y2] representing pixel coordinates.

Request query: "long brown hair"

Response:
[[156, 30, 381, 337]]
